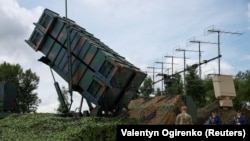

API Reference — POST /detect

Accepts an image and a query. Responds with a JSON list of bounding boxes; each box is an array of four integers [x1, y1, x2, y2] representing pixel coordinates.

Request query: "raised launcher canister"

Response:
[[25, 8, 147, 116], [212, 75, 236, 107]]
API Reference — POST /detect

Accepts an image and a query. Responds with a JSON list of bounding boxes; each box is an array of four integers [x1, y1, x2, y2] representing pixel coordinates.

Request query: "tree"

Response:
[[139, 77, 154, 98], [234, 70, 250, 109], [203, 76, 216, 104], [168, 73, 183, 95], [164, 75, 171, 95], [185, 66, 206, 107], [18, 69, 40, 113], [155, 87, 161, 96], [0, 62, 41, 113], [0, 62, 21, 85]]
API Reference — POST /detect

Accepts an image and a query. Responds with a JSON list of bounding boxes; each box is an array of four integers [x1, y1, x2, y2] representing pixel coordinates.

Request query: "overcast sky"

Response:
[[0, 0, 250, 113]]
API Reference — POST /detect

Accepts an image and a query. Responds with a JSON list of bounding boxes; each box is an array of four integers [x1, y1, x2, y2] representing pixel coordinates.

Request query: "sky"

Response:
[[0, 0, 250, 113]]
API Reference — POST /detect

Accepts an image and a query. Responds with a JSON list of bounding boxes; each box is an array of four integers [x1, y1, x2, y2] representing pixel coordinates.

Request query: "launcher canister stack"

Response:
[[25, 9, 147, 116]]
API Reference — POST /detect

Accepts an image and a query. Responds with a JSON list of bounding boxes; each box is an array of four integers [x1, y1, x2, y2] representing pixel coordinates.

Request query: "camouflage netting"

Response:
[[197, 100, 250, 125], [121, 95, 184, 125], [121, 95, 250, 125]]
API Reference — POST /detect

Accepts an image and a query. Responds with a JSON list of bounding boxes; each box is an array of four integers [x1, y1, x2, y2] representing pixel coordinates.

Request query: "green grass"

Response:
[[0, 113, 140, 141]]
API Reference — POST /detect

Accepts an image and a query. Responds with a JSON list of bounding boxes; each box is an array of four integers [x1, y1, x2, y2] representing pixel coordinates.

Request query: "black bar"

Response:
[[117, 125, 250, 141]]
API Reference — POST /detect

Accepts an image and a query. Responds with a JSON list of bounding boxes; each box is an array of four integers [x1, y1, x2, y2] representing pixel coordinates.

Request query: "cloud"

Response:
[[0, 0, 43, 61]]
